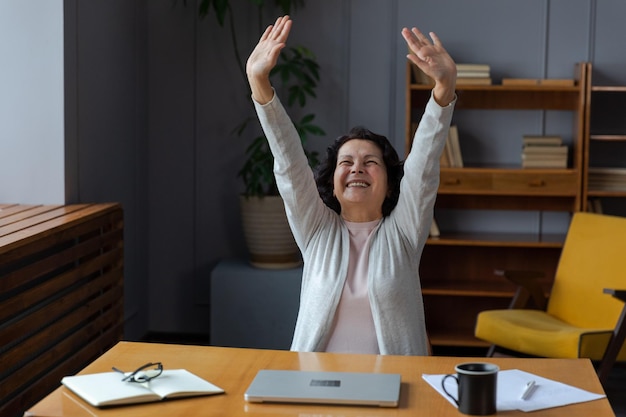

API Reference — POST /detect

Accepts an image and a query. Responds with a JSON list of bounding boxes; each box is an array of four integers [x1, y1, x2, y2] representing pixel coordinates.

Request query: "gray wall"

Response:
[[65, 0, 150, 339], [63, 0, 626, 339], [0, 1, 64, 204]]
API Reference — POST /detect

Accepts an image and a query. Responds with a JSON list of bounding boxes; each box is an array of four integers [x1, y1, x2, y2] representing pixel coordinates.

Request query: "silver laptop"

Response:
[[244, 370, 401, 407]]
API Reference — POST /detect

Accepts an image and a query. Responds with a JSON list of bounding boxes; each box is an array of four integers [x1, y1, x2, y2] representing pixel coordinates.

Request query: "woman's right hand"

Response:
[[246, 15, 292, 104]]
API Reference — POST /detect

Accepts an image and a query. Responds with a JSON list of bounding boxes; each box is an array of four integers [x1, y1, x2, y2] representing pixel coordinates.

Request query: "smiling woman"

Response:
[[334, 138, 390, 222], [246, 15, 457, 356], [315, 127, 403, 221]]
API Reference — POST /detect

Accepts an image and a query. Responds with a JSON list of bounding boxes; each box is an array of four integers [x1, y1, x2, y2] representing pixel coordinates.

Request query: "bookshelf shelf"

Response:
[[591, 85, 626, 92], [422, 280, 516, 297], [587, 189, 626, 197], [408, 84, 581, 111], [590, 134, 626, 141], [583, 65, 626, 212], [429, 333, 490, 348], [427, 232, 565, 248], [406, 62, 587, 348]]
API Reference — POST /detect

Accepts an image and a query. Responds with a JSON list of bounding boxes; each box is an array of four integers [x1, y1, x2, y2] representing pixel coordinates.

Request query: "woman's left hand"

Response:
[[402, 27, 456, 106]]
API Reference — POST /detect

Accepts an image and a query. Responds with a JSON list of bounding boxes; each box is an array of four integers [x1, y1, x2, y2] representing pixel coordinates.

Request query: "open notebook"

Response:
[[245, 370, 401, 407], [62, 369, 224, 407]]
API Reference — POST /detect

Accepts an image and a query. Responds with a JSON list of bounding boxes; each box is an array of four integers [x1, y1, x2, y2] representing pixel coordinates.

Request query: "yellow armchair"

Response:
[[475, 212, 626, 384]]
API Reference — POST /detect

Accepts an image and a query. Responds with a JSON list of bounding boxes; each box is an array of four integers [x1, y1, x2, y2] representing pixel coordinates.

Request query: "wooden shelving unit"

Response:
[[405, 62, 588, 347], [583, 69, 626, 210]]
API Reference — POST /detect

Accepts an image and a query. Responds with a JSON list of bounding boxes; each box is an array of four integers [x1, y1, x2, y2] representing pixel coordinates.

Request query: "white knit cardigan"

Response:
[[253, 91, 455, 355]]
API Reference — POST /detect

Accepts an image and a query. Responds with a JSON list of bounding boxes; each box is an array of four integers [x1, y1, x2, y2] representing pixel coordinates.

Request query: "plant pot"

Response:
[[239, 195, 302, 269]]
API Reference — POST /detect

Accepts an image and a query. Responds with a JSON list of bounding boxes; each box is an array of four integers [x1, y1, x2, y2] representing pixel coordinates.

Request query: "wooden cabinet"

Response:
[[405, 63, 588, 347], [582, 63, 626, 214]]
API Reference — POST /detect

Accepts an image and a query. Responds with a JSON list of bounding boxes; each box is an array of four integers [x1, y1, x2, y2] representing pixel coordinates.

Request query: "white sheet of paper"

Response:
[[422, 369, 606, 412]]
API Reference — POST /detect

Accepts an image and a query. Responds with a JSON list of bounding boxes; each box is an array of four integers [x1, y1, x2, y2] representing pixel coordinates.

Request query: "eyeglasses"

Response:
[[112, 362, 163, 383]]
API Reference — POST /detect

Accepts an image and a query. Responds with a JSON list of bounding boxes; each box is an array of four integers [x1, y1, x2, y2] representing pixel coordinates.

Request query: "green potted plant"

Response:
[[192, 0, 325, 268]]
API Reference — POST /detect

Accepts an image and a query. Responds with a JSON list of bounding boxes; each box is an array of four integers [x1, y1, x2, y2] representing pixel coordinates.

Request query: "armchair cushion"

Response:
[[475, 309, 613, 359]]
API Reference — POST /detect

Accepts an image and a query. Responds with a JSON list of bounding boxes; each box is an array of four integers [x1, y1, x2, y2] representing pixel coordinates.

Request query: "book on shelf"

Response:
[[588, 167, 626, 191], [456, 63, 490, 73], [413, 62, 494, 85], [521, 135, 567, 168], [522, 135, 563, 147], [443, 125, 463, 168], [429, 218, 441, 238], [456, 72, 491, 78], [456, 70, 491, 78], [456, 63, 491, 85], [588, 167, 626, 177], [456, 77, 493, 85], [61, 369, 225, 407], [521, 157, 567, 168], [522, 145, 568, 154]]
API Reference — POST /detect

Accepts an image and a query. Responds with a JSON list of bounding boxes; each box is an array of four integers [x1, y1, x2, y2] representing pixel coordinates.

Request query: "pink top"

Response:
[[324, 219, 381, 354]]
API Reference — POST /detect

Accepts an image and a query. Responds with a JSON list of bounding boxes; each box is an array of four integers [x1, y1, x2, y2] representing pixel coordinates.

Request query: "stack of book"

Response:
[[588, 168, 626, 192], [521, 135, 568, 168], [440, 125, 463, 168], [456, 63, 491, 85]]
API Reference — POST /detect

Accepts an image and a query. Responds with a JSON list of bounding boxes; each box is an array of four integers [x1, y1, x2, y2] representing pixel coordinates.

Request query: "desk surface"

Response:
[[25, 341, 614, 417]]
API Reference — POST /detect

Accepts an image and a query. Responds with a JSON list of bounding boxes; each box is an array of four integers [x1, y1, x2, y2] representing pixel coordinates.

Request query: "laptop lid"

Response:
[[244, 370, 401, 407]]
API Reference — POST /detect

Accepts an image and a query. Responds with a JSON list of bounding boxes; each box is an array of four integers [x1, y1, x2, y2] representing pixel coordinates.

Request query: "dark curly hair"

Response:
[[314, 126, 404, 217]]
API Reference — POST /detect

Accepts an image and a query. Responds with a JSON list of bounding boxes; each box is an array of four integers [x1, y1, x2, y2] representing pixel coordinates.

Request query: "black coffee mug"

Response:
[[441, 362, 499, 415]]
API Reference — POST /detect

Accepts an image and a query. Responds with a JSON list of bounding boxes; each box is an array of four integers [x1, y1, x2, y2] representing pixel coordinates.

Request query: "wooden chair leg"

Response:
[[597, 303, 626, 383]]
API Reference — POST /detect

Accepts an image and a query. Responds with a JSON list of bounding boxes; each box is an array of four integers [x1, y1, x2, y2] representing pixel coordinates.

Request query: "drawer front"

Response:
[[492, 172, 578, 195], [439, 171, 492, 193]]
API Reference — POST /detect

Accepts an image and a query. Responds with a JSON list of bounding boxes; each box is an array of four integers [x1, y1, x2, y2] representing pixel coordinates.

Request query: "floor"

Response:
[[143, 333, 625, 416]]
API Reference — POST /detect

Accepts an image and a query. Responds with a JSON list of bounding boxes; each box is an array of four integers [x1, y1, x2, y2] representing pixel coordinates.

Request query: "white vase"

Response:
[[239, 195, 302, 269]]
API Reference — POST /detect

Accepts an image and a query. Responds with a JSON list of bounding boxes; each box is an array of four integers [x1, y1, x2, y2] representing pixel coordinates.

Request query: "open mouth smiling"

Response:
[[347, 181, 370, 188]]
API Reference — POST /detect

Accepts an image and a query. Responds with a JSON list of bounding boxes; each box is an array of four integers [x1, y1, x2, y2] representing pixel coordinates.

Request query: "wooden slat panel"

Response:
[[1, 266, 123, 345], [0, 246, 122, 323], [0, 204, 122, 263], [0, 203, 124, 417], [0, 280, 122, 385], [0, 227, 123, 297], [0, 204, 89, 239], [0, 205, 49, 224], [0, 203, 121, 252], [0, 282, 123, 401], [0, 324, 123, 417], [0, 205, 63, 228]]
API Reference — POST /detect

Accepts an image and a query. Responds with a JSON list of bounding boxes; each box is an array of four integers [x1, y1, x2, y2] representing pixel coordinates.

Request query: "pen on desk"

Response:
[[520, 380, 537, 400]]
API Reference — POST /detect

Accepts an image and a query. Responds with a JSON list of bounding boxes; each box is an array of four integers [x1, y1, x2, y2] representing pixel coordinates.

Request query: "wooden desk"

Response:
[[25, 341, 614, 417]]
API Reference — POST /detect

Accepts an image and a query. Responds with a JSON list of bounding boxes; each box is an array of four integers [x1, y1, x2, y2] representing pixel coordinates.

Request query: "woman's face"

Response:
[[333, 139, 389, 221]]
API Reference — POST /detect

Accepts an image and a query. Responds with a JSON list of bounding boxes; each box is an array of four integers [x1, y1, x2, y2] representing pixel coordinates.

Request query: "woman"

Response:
[[247, 15, 456, 355]]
